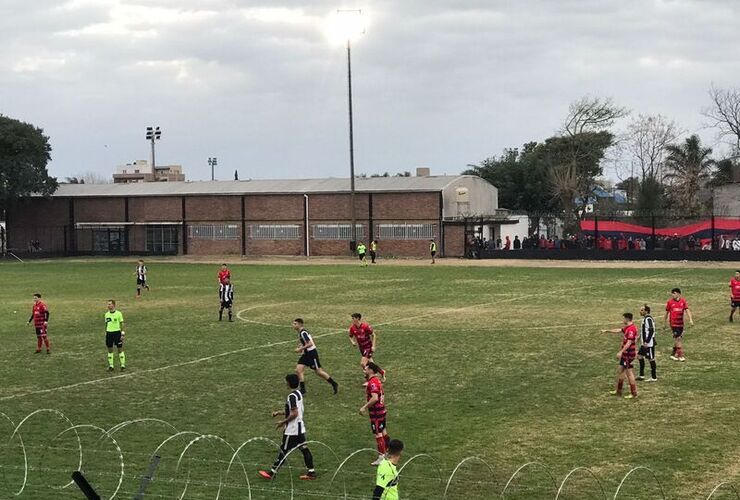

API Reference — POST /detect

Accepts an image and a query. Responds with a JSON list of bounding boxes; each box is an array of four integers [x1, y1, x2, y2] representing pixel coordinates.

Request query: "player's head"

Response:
[[671, 287, 682, 298], [622, 312, 633, 324], [221, 263, 227, 269], [364, 361, 382, 377], [387, 439, 404, 458], [285, 373, 300, 389], [735, 270, 740, 278], [138, 259, 143, 264], [33, 293, 41, 303], [292, 318, 304, 330], [107, 299, 116, 311], [351, 312, 362, 325], [640, 304, 651, 316]]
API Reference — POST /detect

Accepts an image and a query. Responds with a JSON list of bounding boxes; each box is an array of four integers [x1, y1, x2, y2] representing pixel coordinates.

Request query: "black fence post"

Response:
[[593, 216, 599, 254]]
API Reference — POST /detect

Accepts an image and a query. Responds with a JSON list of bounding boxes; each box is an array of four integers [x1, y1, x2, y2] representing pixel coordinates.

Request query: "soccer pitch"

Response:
[[0, 259, 738, 499]]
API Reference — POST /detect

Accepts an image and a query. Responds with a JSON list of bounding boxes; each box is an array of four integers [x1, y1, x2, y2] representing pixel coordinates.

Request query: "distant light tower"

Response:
[[209, 157, 218, 181], [145, 126, 162, 177]]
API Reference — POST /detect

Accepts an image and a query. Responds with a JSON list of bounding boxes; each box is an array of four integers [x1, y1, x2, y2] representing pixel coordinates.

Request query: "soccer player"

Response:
[[219, 277, 234, 322], [293, 318, 338, 395], [349, 313, 386, 379], [258, 374, 317, 481], [370, 240, 379, 264], [27, 293, 50, 354], [135, 259, 150, 298], [372, 439, 404, 500], [218, 263, 231, 285], [357, 241, 368, 266], [730, 270, 740, 322], [665, 287, 693, 361], [105, 300, 126, 372], [637, 304, 657, 382], [429, 239, 437, 264], [359, 362, 390, 465], [601, 313, 638, 399]]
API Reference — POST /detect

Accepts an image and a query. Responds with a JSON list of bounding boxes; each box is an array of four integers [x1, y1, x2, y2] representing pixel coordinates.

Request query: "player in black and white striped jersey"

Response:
[[258, 374, 317, 481], [637, 304, 657, 382], [135, 259, 150, 298], [218, 278, 234, 322]]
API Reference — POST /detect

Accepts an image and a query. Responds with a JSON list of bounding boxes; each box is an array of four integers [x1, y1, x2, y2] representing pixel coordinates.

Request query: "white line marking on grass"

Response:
[[1, 269, 685, 401]]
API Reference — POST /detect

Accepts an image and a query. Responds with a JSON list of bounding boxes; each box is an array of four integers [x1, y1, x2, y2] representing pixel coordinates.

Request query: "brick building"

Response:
[[7, 173, 506, 258]]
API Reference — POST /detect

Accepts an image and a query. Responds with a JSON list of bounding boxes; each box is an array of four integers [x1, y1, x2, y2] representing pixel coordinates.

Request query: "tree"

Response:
[[70, 171, 110, 184], [663, 135, 715, 215], [703, 85, 740, 150], [0, 115, 57, 214], [626, 114, 680, 182], [707, 158, 737, 189], [615, 176, 640, 205], [563, 95, 629, 137]]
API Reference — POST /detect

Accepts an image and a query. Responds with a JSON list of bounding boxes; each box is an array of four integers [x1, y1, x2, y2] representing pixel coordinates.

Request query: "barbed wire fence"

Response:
[[1, 409, 739, 499]]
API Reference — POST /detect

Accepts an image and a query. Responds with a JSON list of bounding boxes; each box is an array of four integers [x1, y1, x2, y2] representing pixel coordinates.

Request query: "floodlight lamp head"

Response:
[[324, 9, 366, 45]]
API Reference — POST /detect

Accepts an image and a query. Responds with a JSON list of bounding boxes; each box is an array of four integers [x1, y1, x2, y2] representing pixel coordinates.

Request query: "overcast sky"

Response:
[[1, 0, 738, 182]]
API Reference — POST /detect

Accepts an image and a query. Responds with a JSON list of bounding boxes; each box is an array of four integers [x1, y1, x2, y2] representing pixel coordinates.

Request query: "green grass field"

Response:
[[1, 259, 739, 499]]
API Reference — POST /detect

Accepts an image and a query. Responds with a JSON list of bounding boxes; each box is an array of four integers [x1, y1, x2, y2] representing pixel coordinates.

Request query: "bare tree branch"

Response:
[[563, 96, 629, 137], [626, 114, 681, 182], [702, 84, 740, 150]]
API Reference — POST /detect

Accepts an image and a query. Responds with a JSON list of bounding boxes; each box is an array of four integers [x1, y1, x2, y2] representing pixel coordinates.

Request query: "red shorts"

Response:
[[370, 417, 386, 434]]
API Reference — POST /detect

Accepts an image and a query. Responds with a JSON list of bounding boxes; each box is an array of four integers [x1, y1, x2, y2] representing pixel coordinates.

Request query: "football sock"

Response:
[[629, 383, 637, 396], [380, 368, 386, 377], [616, 380, 624, 394], [299, 381, 306, 394], [375, 436, 387, 454], [300, 447, 315, 470], [327, 377, 337, 386], [219, 308, 223, 321], [672, 346, 677, 356], [650, 360, 657, 379], [228, 310, 232, 321], [37, 337, 43, 351], [638, 359, 645, 376], [384, 435, 390, 449], [119, 352, 126, 368], [137, 288, 141, 296], [677, 347, 684, 357], [43, 336, 50, 351], [107, 353, 114, 368]]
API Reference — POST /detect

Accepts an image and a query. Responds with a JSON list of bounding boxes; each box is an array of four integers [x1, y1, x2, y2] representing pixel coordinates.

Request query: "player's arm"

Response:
[[663, 308, 669, 325], [359, 393, 379, 415], [686, 308, 694, 326], [43, 309, 49, 326], [600, 328, 622, 334], [27, 312, 34, 324], [349, 331, 357, 346], [372, 484, 385, 500], [370, 330, 377, 351]]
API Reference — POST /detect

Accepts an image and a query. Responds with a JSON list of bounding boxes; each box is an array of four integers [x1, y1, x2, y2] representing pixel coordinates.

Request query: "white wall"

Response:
[[441, 175, 498, 218]]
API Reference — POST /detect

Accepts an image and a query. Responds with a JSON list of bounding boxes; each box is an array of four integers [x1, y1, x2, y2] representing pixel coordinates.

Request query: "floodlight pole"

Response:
[[347, 38, 357, 252]]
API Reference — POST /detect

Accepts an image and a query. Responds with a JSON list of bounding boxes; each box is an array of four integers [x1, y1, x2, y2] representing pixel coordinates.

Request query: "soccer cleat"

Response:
[[332, 382, 339, 395], [257, 470, 274, 480], [120, 366, 126, 371], [669, 355, 679, 361], [46, 351, 51, 355], [371, 455, 385, 466], [299, 472, 317, 481], [636, 376, 645, 381], [108, 367, 114, 372], [679, 357, 686, 362], [34, 350, 41, 354], [624, 394, 637, 400], [648, 377, 658, 382], [609, 390, 622, 396]]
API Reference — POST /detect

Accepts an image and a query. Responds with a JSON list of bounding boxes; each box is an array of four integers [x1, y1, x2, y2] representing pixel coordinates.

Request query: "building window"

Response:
[[312, 224, 364, 240], [146, 226, 179, 254], [377, 223, 435, 240], [188, 224, 239, 240], [92, 228, 126, 254], [250, 225, 300, 240]]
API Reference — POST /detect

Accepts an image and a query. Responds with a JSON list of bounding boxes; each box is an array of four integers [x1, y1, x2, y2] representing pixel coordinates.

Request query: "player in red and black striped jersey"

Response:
[[218, 264, 231, 285], [27, 293, 50, 354], [349, 313, 386, 380], [729, 270, 740, 322], [601, 312, 638, 399], [359, 362, 390, 465], [664, 287, 693, 361]]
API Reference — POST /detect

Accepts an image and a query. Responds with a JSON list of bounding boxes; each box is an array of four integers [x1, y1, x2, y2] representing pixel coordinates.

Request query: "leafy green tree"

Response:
[[708, 157, 737, 188], [664, 135, 714, 215], [0, 115, 57, 214]]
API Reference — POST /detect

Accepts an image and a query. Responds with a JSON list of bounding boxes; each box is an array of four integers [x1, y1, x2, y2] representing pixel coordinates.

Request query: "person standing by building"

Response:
[[105, 300, 126, 372], [219, 277, 234, 322], [513, 235, 521, 250], [665, 288, 693, 361], [369, 240, 379, 264], [258, 374, 317, 481], [729, 270, 740, 322], [135, 259, 150, 298], [372, 439, 404, 500], [637, 304, 657, 382], [601, 312, 638, 399], [357, 241, 368, 266], [28, 293, 50, 354], [429, 239, 437, 264], [360, 362, 390, 465], [293, 318, 339, 395]]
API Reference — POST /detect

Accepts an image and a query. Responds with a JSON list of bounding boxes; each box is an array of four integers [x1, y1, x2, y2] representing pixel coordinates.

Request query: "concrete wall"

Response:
[[714, 184, 740, 216], [442, 175, 498, 218]]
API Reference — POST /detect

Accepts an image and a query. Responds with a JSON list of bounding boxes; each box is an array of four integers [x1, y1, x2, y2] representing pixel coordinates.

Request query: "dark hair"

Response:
[[352, 313, 362, 320], [366, 361, 382, 374], [286, 373, 300, 389], [108, 299, 116, 306], [33, 293, 41, 298], [294, 318, 304, 325], [623, 312, 633, 321], [643, 304, 651, 314], [222, 263, 227, 266], [387, 439, 404, 455], [671, 288, 681, 294]]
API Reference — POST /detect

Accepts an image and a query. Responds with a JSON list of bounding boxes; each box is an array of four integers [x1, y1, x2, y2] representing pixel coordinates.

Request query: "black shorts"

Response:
[[732, 300, 740, 308], [638, 345, 656, 360], [298, 350, 321, 370], [431, 251, 437, 256], [672, 327, 684, 338], [370, 417, 386, 434], [35, 327, 47, 337], [106, 331, 123, 349], [221, 300, 233, 308], [619, 355, 635, 369], [280, 433, 306, 453], [137, 277, 147, 286], [360, 348, 374, 359], [358, 253, 366, 260]]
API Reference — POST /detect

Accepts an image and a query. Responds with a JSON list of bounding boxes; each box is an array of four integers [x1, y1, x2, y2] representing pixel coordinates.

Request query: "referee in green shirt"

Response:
[[105, 300, 126, 372], [372, 439, 403, 500]]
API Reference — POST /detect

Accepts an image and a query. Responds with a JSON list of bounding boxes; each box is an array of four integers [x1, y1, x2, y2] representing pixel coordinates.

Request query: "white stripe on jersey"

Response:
[[136, 265, 147, 279], [284, 390, 305, 436], [300, 329, 316, 352], [641, 315, 655, 347]]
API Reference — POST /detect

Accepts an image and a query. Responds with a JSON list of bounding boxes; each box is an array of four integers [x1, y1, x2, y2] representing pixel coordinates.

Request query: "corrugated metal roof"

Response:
[[44, 175, 468, 197]]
